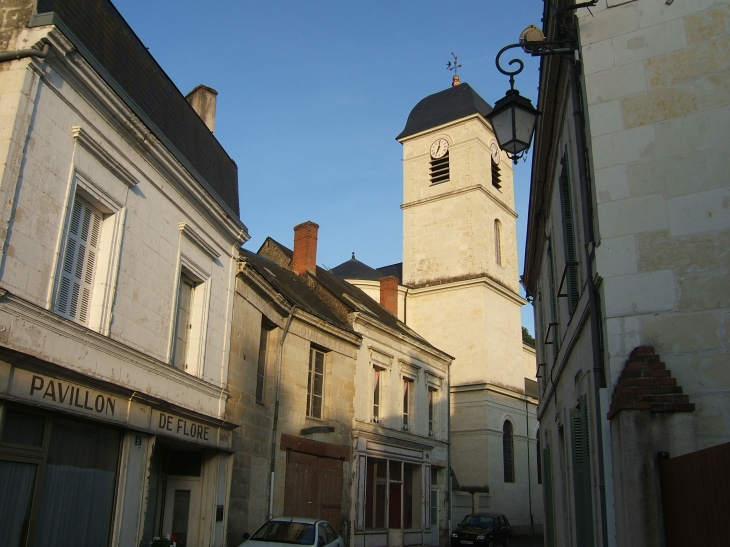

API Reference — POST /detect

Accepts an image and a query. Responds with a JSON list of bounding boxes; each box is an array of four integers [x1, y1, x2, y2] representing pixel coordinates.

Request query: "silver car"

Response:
[[238, 517, 343, 547]]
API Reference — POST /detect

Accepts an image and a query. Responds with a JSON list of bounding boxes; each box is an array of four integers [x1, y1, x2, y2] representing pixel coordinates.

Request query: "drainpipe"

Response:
[[268, 305, 297, 519], [568, 50, 609, 547], [0, 43, 50, 63], [525, 399, 534, 536]]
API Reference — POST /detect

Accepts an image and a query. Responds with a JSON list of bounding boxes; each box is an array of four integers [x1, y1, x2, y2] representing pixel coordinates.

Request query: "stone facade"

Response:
[[522, 1, 730, 546], [0, 3, 246, 546]]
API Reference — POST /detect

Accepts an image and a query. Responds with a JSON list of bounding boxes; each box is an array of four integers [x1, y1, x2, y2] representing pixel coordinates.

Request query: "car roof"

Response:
[[464, 513, 504, 518], [269, 517, 323, 525]]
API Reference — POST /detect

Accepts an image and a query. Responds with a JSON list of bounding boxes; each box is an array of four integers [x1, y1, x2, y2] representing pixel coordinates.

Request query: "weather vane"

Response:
[[446, 52, 462, 75]]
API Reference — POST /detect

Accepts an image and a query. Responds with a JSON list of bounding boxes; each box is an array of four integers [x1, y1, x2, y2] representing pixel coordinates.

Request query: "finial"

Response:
[[447, 52, 462, 86], [352, 252, 355, 259]]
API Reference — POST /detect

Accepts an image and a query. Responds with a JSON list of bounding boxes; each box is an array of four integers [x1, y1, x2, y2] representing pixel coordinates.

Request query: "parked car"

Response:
[[238, 517, 343, 547], [450, 513, 512, 547]]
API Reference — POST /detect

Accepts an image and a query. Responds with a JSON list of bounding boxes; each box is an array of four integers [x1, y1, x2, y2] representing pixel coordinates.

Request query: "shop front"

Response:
[[353, 435, 448, 547], [0, 359, 235, 547]]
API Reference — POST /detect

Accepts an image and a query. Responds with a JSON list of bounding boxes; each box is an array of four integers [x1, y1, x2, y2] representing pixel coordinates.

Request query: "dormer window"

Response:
[[430, 138, 450, 184]]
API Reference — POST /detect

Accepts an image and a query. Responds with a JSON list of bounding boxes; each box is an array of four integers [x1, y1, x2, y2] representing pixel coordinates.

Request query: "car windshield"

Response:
[[461, 516, 494, 529], [250, 521, 316, 545]]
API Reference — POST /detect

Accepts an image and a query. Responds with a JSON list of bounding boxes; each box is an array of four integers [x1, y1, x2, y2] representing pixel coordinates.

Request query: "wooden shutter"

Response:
[[543, 445, 555, 547], [559, 162, 580, 313], [570, 396, 594, 546], [546, 243, 559, 353], [58, 197, 102, 324]]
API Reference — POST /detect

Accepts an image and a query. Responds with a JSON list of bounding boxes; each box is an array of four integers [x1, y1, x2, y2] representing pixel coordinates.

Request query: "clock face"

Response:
[[490, 142, 501, 163], [430, 138, 449, 159]]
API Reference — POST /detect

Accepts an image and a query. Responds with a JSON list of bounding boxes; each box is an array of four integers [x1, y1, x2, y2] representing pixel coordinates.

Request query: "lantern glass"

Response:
[[487, 90, 540, 157]]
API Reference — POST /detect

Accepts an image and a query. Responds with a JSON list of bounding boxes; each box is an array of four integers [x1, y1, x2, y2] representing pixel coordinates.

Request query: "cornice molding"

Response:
[[0, 289, 229, 409], [408, 275, 526, 307], [401, 183, 518, 220], [179, 222, 220, 260], [72, 126, 138, 187]]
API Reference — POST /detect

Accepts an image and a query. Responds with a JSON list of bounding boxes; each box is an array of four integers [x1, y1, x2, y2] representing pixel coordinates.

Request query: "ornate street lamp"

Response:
[[487, 26, 578, 164], [486, 43, 541, 164]]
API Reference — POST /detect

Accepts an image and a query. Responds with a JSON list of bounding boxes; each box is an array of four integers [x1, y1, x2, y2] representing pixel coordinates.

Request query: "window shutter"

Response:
[[58, 198, 101, 324], [543, 445, 555, 547], [559, 165, 580, 312], [571, 396, 594, 546], [547, 243, 559, 353]]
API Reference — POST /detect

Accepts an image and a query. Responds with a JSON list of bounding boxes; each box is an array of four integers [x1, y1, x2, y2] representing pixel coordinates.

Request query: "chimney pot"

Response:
[[292, 221, 319, 275], [186, 84, 218, 132], [380, 276, 399, 316]]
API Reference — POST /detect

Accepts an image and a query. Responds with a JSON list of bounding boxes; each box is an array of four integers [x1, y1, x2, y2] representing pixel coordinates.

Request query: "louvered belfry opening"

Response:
[[430, 152, 449, 184], [491, 158, 502, 189], [58, 196, 102, 324]]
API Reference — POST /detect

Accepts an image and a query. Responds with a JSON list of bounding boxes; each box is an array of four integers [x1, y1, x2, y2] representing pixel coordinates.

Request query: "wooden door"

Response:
[[284, 451, 343, 527]]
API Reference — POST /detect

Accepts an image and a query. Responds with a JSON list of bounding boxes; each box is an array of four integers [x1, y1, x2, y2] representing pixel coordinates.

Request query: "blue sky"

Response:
[[112, 0, 543, 334]]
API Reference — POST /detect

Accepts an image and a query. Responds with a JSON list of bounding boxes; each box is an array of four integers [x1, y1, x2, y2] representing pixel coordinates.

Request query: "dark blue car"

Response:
[[450, 513, 512, 547]]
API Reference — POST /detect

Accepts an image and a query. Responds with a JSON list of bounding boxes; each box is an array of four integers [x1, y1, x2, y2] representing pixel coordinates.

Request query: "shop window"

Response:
[[364, 458, 423, 531], [365, 457, 387, 529], [307, 348, 325, 419], [0, 408, 122, 547]]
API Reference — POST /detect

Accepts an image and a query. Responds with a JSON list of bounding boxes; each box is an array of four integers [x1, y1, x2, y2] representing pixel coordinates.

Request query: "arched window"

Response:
[[503, 421, 514, 482], [494, 220, 502, 266]]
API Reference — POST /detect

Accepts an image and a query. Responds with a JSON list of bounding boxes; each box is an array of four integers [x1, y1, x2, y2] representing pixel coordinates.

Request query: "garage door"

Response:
[[284, 451, 342, 526]]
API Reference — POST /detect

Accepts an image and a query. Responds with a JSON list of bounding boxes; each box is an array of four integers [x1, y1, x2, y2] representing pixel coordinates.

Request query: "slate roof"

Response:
[[31, 0, 240, 218], [330, 254, 384, 281], [240, 248, 354, 334], [331, 256, 404, 285], [396, 83, 493, 140], [257, 239, 440, 352]]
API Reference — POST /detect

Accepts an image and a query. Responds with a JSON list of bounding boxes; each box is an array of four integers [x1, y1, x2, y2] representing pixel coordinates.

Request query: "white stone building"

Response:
[[333, 80, 542, 535], [0, 1, 247, 546], [521, 1, 730, 546]]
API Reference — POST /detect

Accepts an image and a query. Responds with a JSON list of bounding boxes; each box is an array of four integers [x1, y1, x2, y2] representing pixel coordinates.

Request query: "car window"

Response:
[[497, 517, 504, 528], [251, 521, 315, 545], [324, 523, 337, 544], [317, 524, 327, 546], [502, 516, 510, 527]]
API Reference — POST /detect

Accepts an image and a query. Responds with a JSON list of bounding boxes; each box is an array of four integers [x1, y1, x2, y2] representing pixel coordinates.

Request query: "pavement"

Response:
[[510, 536, 544, 547]]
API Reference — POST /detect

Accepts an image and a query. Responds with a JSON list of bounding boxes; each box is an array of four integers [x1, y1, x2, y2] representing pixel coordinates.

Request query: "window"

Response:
[[373, 368, 382, 422], [571, 396, 594, 545], [430, 152, 449, 184], [364, 458, 422, 531], [428, 388, 437, 437], [57, 196, 102, 324], [503, 421, 514, 482], [256, 320, 275, 404], [306, 348, 325, 419], [402, 378, 414, 431], [559, 156, 580, 313], [547, 242, 560, 355], [0, 406, 121, 547], [491, 158, 502, 189], [172, 274, 196, 371], [494, 219, 502, 266]]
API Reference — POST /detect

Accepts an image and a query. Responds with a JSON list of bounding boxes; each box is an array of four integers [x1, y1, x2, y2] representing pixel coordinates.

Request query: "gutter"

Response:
[[0, 43, 50, 63]]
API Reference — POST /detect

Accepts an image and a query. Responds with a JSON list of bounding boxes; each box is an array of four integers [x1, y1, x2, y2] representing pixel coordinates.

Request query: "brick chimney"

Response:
[[379, 276, 399, 316], [185, 84, 218, 132], [292, 221, 319, 276]]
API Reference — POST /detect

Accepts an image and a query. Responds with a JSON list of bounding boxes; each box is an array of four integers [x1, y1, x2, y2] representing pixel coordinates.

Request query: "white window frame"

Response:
[[306, 346, 326, 419], [52, 169, 126, 333], [168, 254, 211, 377]]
